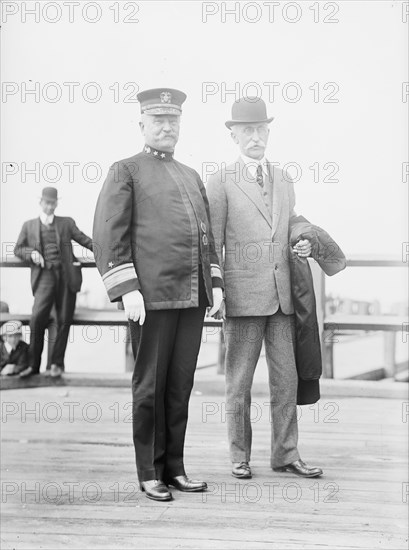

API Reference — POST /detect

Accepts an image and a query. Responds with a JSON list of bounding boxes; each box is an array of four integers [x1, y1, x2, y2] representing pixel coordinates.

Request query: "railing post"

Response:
[[322, 329, 334, 379], [217, 327, 225, 375], [383, 332, 396, 378], [125, 325, 135, 372]]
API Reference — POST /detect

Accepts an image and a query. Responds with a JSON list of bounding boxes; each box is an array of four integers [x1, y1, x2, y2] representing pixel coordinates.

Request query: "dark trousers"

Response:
[[29, 268, 76, 372], [129, 278, 208, 483]]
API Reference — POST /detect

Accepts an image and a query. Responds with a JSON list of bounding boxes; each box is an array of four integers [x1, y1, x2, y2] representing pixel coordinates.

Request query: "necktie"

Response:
[[256, 164, 264, 188]]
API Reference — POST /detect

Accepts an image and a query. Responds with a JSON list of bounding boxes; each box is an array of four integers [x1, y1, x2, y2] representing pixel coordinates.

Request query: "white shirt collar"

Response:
[[4, 341, 14, 353], [240, 154, 270, 179], [40, 212, 54, 225]]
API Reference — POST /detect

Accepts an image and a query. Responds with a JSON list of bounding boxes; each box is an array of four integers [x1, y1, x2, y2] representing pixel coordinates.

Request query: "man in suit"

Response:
[[93, 88, 223, 502], [206, 97, 323, 479], [14, 187, 93, 378]]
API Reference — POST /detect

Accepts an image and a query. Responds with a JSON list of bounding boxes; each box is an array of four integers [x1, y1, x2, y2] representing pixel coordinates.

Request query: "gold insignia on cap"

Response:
[[160, 91, 172, 103]]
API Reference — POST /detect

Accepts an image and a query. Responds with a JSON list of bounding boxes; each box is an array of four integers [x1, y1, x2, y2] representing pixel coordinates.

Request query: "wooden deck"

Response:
[[1, 386, 408, 549]]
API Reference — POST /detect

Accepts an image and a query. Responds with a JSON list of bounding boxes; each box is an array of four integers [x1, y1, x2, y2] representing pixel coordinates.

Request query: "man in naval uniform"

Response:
[[93, 88, 223, 502]]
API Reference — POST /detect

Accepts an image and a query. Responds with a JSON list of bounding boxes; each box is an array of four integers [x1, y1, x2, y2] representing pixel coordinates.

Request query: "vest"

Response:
[[40, 222, 61, 269]]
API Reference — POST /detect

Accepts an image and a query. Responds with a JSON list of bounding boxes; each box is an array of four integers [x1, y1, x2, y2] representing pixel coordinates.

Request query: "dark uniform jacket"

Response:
[[14, 217, 93, 294], [289, 216, 346, 404], [93, 149, 222, 309], [0, 340, 29, 374]]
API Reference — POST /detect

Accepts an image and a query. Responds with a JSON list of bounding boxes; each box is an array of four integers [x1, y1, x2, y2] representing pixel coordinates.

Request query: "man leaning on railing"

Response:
[[13, 187, 93, 379]]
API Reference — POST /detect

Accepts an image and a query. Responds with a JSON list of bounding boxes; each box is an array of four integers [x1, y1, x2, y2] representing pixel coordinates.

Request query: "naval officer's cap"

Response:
[[137, 88, 187, 116]]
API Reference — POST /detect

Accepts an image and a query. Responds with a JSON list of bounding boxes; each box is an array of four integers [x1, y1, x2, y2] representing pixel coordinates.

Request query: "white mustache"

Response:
[[245, 139, 265, 149]]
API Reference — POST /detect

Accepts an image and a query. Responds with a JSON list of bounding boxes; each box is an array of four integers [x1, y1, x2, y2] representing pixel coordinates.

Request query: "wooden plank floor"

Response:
[[1, 386, 408, 549]]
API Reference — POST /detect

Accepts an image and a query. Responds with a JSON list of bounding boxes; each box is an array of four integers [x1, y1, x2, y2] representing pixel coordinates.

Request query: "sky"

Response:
[[1, 0, 408, 311]]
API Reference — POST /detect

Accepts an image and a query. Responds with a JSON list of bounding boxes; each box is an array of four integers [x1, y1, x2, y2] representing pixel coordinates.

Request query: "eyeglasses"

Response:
[[242, 125, 269, 137]]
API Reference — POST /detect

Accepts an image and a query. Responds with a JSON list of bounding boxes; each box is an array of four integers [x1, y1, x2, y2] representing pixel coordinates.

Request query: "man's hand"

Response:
[[212, 298, 226, 321], [122, 290, 146, 325], [207, 287, 224, 318], [31, 250, 45, 267], [293, 239, 311, 258]]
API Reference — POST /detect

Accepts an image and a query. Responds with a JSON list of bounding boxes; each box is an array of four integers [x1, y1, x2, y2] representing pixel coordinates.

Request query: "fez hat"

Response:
[[137, 88, 187, 116], [0, 320, 23, 336], [225, 97, 274, 129], [41, 187, 59, 201]]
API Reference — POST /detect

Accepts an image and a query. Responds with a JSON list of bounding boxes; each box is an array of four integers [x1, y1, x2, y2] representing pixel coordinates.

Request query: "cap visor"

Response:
[[143, 107, 182, 115]]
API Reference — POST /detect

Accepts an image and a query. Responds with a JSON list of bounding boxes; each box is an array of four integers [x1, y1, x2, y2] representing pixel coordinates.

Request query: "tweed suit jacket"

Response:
[[207, 157, 296, 317]]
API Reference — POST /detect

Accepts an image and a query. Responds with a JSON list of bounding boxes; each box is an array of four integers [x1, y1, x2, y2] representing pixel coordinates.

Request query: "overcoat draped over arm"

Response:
[[289, 216, 346, 404]]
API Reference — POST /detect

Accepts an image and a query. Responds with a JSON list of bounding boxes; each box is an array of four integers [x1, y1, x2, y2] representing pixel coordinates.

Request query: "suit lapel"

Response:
[[268, 164, 283, 239], [230, 158, 272, 228], [34, 218, 41, 251], [53, 216, 61, 248]]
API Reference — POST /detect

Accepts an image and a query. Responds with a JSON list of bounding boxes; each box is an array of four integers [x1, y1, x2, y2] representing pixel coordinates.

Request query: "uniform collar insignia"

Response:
[[143, 145, 174, 161]]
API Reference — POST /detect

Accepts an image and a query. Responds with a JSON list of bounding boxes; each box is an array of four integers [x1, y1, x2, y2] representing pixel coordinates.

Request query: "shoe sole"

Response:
[[231, 472, 252, 479], [144, 492, 173, 502], [168, 485, 207, 492], [273, 468, 323, 478]]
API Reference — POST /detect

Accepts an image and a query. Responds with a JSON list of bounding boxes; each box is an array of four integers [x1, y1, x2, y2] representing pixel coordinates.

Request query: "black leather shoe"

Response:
[[232, 461, 252, 479], [139, 480, 172, 501], [166, 475, 207, 492], [19, 367, 35, 378], [273, 459, 323, 478]]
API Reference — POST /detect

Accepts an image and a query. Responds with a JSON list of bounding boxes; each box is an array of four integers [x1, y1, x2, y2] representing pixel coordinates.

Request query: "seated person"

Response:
[[0, 321, 29, 376]]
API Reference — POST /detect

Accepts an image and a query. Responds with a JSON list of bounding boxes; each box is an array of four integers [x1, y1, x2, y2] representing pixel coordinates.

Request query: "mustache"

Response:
[[245, 139, 266, 149]]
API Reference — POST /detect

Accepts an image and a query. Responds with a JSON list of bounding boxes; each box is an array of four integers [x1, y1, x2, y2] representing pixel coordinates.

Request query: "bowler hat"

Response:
[[225, 97, 274, 129], [41, 187, 59, 201], [137, 88, 187, 116], [0, 320, 23, 336]]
